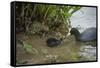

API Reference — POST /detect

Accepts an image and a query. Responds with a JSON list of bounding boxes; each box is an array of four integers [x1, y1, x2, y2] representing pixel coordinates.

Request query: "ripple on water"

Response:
[[79, 45, 96, 61]]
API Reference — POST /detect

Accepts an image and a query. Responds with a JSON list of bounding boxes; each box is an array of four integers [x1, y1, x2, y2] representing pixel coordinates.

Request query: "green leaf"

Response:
[[23, 42, 38, 54]]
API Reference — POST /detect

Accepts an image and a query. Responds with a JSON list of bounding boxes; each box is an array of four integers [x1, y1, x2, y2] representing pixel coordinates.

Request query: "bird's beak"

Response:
[[67, 32, 71, 36]]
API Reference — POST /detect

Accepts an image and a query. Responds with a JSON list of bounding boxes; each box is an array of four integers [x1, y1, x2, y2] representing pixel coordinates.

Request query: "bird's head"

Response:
[[70, 28, 80, 35]]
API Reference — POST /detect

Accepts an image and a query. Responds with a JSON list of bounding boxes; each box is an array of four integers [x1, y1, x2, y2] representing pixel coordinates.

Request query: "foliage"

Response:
[[22, 41, 38, 54], [16, 3, 81, 38]]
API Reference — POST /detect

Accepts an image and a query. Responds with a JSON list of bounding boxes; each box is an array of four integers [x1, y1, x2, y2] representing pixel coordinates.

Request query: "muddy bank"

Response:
[[16, 33, 96, 65]]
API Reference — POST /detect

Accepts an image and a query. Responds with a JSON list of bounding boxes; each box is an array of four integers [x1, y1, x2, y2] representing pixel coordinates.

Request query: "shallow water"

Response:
[[70, 7, 97, 60], [16, 33, 96, 65], [16, 33, 82, 65], [16, 7, 97, 65]]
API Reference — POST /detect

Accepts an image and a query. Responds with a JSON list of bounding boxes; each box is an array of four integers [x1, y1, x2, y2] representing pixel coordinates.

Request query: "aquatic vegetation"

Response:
[[22, 41, 38, 54], [15, 3, 97, 65], [41, 49, 49, 55], [16, 3, 81, 39], [43, 54, 61, 63]]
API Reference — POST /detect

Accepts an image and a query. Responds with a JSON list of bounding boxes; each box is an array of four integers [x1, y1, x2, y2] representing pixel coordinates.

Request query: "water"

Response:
[[16, 7, 97, 65], [70, 7, 97, 60], [70, 7, 96, 32], [79, 45, 96, 60]]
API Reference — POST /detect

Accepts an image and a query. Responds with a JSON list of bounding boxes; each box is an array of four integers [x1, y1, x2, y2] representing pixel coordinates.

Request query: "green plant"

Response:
[[16, 3, 81, 37]]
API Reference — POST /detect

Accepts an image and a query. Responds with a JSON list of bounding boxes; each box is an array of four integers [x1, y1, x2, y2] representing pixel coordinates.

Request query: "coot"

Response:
[[70, 28, 96, 41], [46, 38, 61, 47]]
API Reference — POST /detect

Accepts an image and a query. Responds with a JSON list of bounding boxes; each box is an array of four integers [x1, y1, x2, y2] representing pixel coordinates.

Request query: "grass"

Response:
[[16, 3, 81, 38]]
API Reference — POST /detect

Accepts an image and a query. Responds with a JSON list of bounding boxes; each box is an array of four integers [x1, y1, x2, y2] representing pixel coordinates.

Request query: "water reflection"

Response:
[[70, 7, 96, 32], [70, 7, 97, 61]]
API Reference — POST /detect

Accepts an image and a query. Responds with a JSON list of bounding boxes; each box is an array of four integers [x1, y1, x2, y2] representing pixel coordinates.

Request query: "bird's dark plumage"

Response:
[[70, 28, 96, 41], [46, 38, 61, 47]]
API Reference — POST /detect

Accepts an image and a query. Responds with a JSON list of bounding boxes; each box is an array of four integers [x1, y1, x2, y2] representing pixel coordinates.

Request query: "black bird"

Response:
[[46, 38, 62, 47], [70, 28, 96, 42]]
